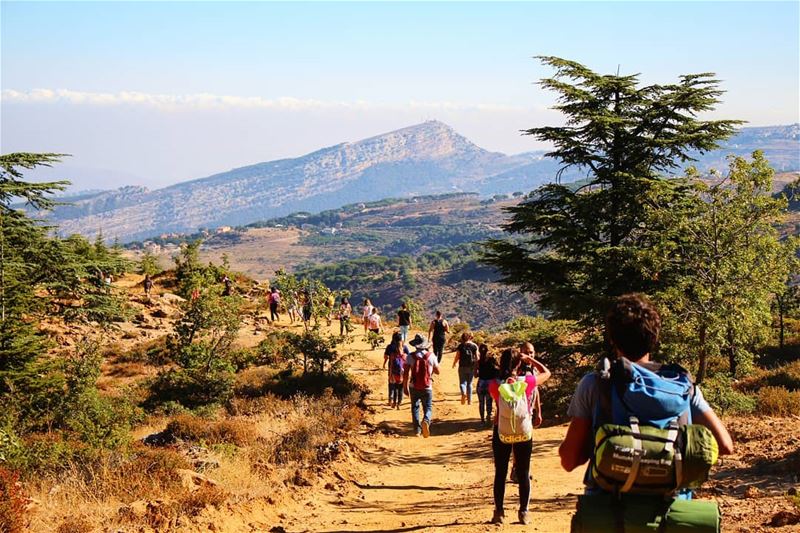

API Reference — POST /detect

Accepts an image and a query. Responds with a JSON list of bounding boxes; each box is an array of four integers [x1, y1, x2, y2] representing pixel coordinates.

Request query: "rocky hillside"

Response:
[[38, 121, 800, 242]]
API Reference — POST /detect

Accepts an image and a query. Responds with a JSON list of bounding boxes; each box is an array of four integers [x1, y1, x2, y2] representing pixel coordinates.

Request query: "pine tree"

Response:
[[483, 57, 741, 323]]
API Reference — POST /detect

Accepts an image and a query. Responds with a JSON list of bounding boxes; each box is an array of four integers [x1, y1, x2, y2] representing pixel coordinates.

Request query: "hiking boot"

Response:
[[460, 394, 466, 405], [491, 510, 504, 524], [421, 419, 430, 438], [518, 511, 530, 525]]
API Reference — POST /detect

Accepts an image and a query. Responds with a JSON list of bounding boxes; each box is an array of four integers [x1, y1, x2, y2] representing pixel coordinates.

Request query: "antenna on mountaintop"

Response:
[[616, 64, 621, 76]]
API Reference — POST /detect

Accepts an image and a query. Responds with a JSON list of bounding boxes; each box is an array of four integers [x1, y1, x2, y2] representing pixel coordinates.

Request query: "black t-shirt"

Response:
[[477, 358, 499, 380], [398, 310, 411, 326]]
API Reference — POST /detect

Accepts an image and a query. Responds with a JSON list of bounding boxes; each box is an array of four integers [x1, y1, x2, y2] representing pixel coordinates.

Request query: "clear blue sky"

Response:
[[2, 1, 798, 189]]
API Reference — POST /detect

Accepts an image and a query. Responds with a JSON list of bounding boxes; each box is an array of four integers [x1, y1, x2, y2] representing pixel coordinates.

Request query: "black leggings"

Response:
[[269, 302, 279, 322], [492, 426, 532, 513]]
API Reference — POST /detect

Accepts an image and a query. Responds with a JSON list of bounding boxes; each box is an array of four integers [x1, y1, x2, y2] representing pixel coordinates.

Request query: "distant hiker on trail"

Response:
[[288, 290, 300, 323], [427, 310, 449, 363], [222, 275, 233, 296], [559, 294, 733, 531], [362, 298, 373, 334], [453, 331, 478, 405], [301, 290, 313, 331], [403, 334, 440, 437], [397, 302, 412, 342], [367, 307, 383, 336], [326, 293, 336, 326], [269, 287, 281, 322], [489, 347, 551, 525], [339, 297, 352, 335], [143, 274, 154, 297], [476, 343, 498, 426], [509, 344, 543, 484], [383, 331, 410, 409]]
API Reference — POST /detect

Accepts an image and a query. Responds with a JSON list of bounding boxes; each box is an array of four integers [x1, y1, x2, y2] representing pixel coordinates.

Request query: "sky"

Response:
[[1, 1, 799, 191]]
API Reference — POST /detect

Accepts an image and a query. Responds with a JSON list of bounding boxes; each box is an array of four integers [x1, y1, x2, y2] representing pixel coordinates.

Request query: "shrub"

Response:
[[269, 390, 362, 465], [164, 414, 256, 446], [0, 467, 26, 533], [702, 374, 757, 415], [757, 386, 800, 416], [234, 366, 366, 401], [147, 368, 235, 409]]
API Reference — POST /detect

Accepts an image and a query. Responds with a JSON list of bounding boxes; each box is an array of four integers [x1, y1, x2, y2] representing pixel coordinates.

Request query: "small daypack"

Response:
[[459, 342, 478, 366], [497, 380, 533, 444], [591, 357, 718, 496], [411, 351, 432, 390], [390, 352, 405, 377]]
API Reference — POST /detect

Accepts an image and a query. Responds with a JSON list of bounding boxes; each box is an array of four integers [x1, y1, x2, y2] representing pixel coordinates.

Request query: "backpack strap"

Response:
[[620, 417, 643, 494]]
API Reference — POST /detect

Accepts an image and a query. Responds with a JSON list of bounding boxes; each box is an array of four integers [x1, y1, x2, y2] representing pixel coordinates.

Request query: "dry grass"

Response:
[[165, 414, 257, 446], [757, 386, 800, 416], [56, 516, 93, 533]]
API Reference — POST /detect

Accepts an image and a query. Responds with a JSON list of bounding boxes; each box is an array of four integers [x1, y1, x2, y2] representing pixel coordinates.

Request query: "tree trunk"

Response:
[[727, 325, 737, 377], [696, 324, 708, 384]]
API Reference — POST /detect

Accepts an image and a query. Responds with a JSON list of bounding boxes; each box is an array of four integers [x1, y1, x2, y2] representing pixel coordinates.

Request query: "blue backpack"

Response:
[[591, 357, 717, 496]]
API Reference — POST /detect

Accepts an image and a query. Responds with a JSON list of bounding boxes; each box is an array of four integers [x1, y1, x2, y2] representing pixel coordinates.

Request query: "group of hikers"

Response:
[[378, 294, 733, 530]]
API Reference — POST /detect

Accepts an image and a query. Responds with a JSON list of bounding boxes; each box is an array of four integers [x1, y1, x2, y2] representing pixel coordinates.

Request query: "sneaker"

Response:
[[518, 511, 529, 525], [421, 419, 430, 438], [491, 510, 504, 524]]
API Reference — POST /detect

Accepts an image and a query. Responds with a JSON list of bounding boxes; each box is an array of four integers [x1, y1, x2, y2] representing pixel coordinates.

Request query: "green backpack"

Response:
[[571, 493, 720, 533]]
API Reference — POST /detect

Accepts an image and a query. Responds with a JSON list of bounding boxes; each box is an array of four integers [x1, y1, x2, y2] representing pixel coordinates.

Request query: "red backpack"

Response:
[[411, 351, 432, 390]]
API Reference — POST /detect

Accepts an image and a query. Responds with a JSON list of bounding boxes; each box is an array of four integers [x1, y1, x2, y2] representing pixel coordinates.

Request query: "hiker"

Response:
[[326, 292, 336, 326], [362, 298, 373, 334], [222, 275, 233, 296], [489, 347, 551, 525], [403, 334, 440, 437], [476, 343, 498, 426], [452, 332, 478, 405], [301, 290, 313, 331], [367, 307, 383, 336], [269, 287, 281, 322], [397, 302, 412, 342], [559, 294, 734, 531], [383, 332, 409, 408], [509, 345, 544, 484], [143, 274, 154, 297], [427, 310, 449, 363], [339, 297, 352, 336], [288, 290, 300, 323]]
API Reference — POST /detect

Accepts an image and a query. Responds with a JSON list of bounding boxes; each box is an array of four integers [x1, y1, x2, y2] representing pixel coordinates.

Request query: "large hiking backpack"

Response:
[[411, 351, 432, 390], [591, 357, 718, 495], [497, 380, 533, 444]]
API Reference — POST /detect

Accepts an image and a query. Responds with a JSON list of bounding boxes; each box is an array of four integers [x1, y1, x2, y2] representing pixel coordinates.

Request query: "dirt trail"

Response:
[[282, 328, 585, 532]]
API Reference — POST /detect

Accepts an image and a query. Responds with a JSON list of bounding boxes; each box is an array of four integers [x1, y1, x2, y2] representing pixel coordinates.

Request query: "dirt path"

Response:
[[284, 328, 585, 532]]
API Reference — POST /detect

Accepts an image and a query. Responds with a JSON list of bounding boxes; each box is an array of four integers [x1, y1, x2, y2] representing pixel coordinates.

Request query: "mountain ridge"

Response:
[[36, 120, 800, 242]]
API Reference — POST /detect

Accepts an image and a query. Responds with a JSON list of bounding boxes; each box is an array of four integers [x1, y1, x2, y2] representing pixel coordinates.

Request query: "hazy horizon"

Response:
[[2, 1, 798, 191]]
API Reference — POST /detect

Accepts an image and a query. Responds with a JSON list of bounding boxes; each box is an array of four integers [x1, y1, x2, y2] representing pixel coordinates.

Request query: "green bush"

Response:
[[702, 374, 757, 415], [757, 386, 800, 416], [147, 368, 235, 409]]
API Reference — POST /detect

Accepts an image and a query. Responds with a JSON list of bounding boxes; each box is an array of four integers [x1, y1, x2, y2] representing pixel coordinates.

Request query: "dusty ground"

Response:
[[265, 328, 586, 533]]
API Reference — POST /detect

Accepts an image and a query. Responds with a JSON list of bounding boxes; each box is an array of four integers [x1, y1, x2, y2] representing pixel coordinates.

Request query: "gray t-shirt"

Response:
[[566, 372, 711, 420]]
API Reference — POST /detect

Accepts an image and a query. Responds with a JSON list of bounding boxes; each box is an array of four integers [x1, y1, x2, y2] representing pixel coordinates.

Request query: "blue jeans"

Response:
[[389, 382, 403, 405], [477, 379, 493, 422], [410, 388, 433, 434], [399, 325, 410, 341], [458, 367, 474, 403]]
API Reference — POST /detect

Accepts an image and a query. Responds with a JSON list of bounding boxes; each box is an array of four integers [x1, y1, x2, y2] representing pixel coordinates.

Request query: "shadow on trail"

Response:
[[353, 482, 453, 491], [317, 521, 486, 533]]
